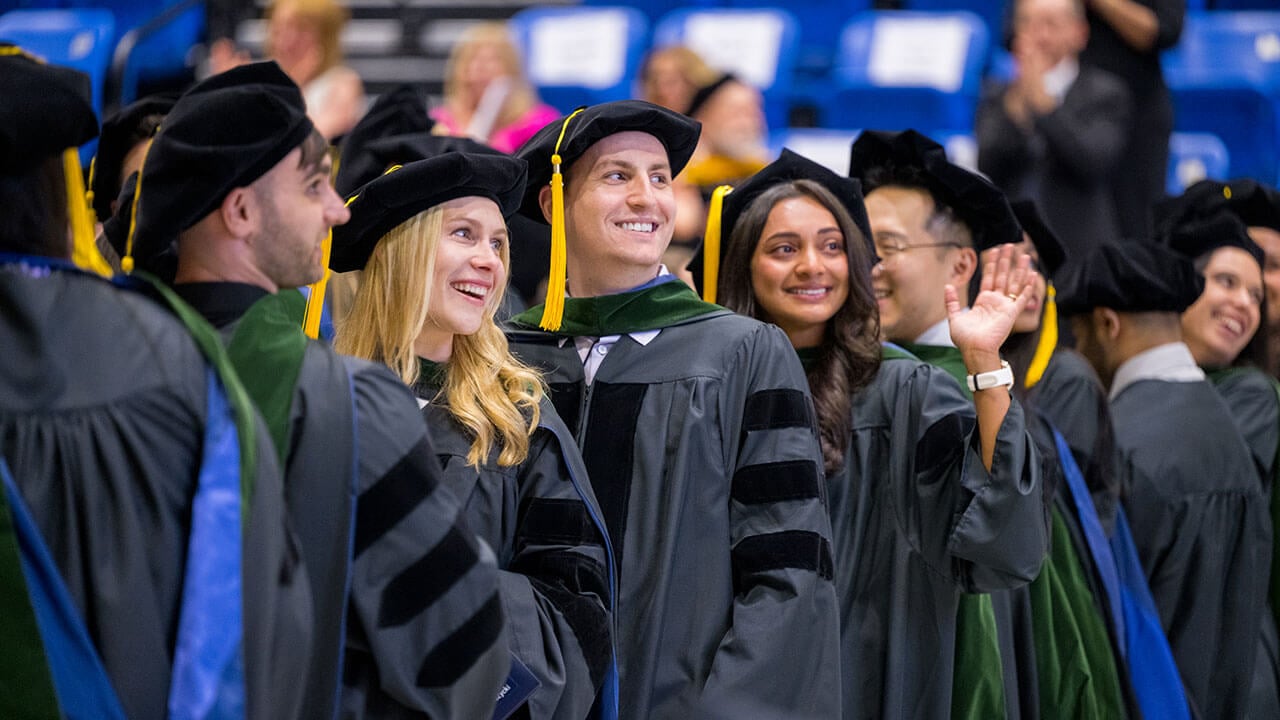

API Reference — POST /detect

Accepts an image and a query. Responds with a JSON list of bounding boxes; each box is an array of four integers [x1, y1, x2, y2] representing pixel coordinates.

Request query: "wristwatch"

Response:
[[967, 360, 1014, 393]]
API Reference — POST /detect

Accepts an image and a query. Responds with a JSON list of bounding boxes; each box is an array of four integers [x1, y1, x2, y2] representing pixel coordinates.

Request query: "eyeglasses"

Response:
[[873, 240, 962, 263]]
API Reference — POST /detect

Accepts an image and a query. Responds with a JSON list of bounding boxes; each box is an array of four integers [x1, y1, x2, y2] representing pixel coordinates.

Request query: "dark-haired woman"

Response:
[[1163, 212, 1280, 718], [714, 150, 1047, 719]]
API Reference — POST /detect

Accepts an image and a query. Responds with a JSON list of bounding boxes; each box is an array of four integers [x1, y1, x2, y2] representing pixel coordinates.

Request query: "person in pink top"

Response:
[[432, 22, 560, 154]]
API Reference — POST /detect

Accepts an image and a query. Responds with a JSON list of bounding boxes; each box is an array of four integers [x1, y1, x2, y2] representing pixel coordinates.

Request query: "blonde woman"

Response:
[[331, 151, 615, 720], [264, 0, 364, 139], [432, 22, 559, 153]]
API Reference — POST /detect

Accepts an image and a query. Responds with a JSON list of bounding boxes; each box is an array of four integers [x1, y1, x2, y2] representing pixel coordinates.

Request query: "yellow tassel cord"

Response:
[[539, 108, 586, 331], [120, 130, 157, 274], [63, 149, 112, 277], [1024, 284, 1057, 389], [701, 184, 733, 304], [85, 156, 99, 223], [301, 148, 357, 338]]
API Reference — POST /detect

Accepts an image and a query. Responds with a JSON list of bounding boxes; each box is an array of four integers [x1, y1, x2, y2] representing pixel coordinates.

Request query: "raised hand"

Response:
[[945, 243, 1032, 369]]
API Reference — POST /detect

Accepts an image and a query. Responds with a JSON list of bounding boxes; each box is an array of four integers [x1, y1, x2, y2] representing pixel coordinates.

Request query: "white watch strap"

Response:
[[967, 360, 1014, 392]]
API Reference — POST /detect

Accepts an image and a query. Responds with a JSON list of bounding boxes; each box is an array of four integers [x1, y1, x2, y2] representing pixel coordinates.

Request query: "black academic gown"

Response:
[[509, 281, 841, 720], [1111, 377, 1269, 720], [416, 369, 613, 720], [1208, 367, 1280, 719], [0, 263, 311, 719], [829, 349, 1046, 720], [177, 282, 510, 719]]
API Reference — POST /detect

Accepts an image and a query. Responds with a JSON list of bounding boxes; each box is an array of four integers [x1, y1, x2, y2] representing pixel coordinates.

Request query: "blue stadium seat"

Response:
[[0, 8, 114, 162], [726, 0, 870, 75], [822, 11, 989, 135], [1162, 11, 1280, 182], [1166, 132, 1230, 195], [508, 6, 649, 114], [653, 7, 800, 130], [901, 0, 1006, 57]]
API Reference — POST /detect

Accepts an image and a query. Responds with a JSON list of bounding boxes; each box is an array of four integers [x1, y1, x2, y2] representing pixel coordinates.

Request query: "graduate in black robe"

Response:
[[127, 61, 509, 719], [1059, 239, 1270, 720], [508, 101, 842, 719], [710, 149, 1047, 720], [331, 153, 614, 720], [0, 47, 310, 719], [1155, 200, 1280, 717]]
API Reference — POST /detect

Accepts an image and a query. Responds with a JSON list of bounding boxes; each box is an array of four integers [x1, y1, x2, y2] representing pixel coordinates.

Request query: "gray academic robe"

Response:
[[830, 352, 1046, 720], [1208, 368, 1280, 719], [0, 266, 311, 719], [509, 311, 841, 720], [1111, 378, 1270, 720], [418, 384, 613, 720], [197, 294, 510, 720]]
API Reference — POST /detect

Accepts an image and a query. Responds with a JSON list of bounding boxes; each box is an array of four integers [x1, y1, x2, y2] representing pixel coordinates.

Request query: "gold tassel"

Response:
[[85, 156, 98, 223], [301, 148, 354, 338], [701, 184, 733, 304], [63, 148, 112, 277], [1025, 283, 1057, 389], [120, 130, 157, 274], [539, 108, 585, 332]]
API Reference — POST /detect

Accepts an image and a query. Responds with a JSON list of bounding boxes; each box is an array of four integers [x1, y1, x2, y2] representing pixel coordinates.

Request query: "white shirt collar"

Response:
[[1109, 341, 1206, 401], [1042, 57, 1079, 105], [913, 317, 955, 347]]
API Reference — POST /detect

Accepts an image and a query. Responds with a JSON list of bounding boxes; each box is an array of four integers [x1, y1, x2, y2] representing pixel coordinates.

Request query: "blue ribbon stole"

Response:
[[168, 369, 247, 720], [1, 459, 128, 719], [1051, 428, 1126, 654]]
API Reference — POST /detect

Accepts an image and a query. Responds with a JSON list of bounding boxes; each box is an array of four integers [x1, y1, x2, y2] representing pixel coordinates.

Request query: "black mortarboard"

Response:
[[128, 60, 314, 275], [1154, 178, 1280, 237], [686, 73, 738, 118], [1010, 199, 1067, 279], [515, 100, 701, 224], [339, 133, 498, 196], [514, 100, 700, 330], [334, 85, 434, 195], [1163, 209, 1264, 269], [848, 129, 1021, 250], [0, 45, 98, 176], [1056, 240, 1204, 315], [330, 152, 528, 272], [89, 94, 176, 221], [695, 148, 873, 302]]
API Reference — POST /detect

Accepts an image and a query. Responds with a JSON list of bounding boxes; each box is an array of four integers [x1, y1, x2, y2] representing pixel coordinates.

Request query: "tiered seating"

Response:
[[653, 6, 799, 129], [507, 5, 649, 112], [822, 11, 989, 134], [1163, 11, 1280, 182], [1167, 132, 1231, 195]]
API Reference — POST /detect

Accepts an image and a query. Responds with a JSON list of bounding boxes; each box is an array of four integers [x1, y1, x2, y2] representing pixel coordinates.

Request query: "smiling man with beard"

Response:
[[128, 61, 510, 719], [507, 100, 840, 719]]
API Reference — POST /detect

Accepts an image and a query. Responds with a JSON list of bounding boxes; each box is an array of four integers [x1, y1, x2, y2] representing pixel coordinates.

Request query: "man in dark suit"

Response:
[[976, 0, 1132, 256]]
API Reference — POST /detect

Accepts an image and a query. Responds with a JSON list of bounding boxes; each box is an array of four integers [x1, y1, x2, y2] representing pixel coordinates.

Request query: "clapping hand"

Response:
[[945, 244, 1032, 369]]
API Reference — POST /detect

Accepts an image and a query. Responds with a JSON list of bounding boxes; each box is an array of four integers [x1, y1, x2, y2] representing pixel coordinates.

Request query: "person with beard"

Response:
[[0, 46, 309, 719], [710, 148, 1047, 720], [126, 61, 510, 719], [1058, 239, 1268, 720]]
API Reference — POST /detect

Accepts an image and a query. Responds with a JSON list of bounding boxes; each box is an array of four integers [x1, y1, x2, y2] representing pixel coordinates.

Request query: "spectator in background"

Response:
[[432, 22, 559, 154], [977, 0, 1131, 258], [1079, 0, 1184, 240], [637, 45, 718, 114], [264, 0, 365, 140]]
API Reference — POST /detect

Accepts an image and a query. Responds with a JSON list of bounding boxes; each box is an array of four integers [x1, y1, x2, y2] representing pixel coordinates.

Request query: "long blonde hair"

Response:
[[442, 22, 542, 132], [335, 204, 543, 467]]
